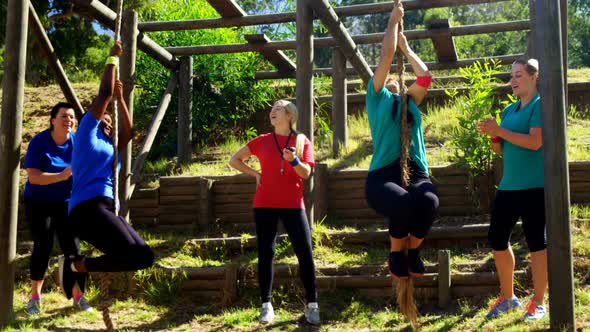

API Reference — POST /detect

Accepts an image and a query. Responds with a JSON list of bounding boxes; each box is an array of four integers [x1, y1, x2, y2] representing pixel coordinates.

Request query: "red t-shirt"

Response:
[[247, 132, 315, 208]]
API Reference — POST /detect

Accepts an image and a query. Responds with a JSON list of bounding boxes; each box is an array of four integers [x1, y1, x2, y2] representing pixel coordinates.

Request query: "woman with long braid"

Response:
[[58, 41, 154, 299], [229, 100, 319, 325], [364, 2, 437, 325]]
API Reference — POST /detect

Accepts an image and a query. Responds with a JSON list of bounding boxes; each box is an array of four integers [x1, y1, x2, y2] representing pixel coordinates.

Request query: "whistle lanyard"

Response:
[[272, 131, 293, 175]]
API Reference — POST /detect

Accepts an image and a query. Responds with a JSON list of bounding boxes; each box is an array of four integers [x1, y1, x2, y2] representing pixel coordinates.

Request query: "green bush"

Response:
[[445, 60, 503, 212]]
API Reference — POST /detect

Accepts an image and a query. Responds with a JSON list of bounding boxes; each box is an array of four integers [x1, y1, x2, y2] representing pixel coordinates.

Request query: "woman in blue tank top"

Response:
[[58, 42, 154, 301]]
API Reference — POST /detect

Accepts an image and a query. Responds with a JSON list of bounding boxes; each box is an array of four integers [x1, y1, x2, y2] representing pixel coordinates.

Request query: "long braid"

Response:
[[397, 24, 410, 188], [394, 2, 419, 329], [100, 1, 124, 330]]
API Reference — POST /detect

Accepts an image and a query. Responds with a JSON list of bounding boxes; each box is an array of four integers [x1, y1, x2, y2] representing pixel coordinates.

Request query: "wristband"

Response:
[[290, 157, 300, 167], [491, 136, 501, 143], [415, 76, 432, 88], [105, 56, 119, 67]]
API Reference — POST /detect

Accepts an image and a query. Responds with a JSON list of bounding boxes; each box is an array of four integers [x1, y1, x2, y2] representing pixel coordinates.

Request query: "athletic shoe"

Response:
[[524, 300, 547, 321], [388, 251, 409, 279], [26, 298, 41, 315], [485, 296, 521, 319], [73, 295, 94, 312], [407, 249, 425, 277], [258, 302, 274, 324], [305, 302, 320, 325], [58, 255, 76, 299]]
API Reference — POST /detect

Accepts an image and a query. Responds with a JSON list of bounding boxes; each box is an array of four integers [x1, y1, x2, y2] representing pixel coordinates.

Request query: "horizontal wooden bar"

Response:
[[260, 54, 523, 79], [139, 0, 512, 31], [161, 265, 227, 279], [165, 21, 529, 56]]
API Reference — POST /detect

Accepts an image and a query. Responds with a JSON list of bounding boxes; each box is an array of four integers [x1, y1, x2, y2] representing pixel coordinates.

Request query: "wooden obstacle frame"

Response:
[[0, 0, 576, 329]]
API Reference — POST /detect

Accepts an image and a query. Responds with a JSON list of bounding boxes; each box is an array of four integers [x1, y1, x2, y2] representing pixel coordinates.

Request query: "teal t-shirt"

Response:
[[366, 78, 428, 172], [499, 94, 544, 190]]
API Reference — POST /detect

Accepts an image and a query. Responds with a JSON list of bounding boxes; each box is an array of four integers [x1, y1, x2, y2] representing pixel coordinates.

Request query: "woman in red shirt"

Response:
[[230, 100, 319, 326]]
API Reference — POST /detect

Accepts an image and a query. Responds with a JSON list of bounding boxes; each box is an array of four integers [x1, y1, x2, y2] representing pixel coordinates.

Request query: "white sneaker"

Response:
[[305, 302, 320, 325], [258, 302, 274, 324]]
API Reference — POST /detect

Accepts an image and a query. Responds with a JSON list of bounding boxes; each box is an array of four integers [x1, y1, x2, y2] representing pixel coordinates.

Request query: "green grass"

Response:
[[5, 209, 590, 331], [5, 279, 589, 331], [146, 100, 589, 179]]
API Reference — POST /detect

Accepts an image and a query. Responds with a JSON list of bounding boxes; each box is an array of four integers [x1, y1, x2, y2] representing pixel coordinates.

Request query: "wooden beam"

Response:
[[118, 11, 138, 220], [332, 48, 347, 156], [72, 0, 178, 69], [28, 2, 84, 119], [427, 19, 458, 62], [244, 34, 295, 73], [535, 0, 575, 329], [296, 0, 314, 224], [0, 0, 28, 326], [129, 73, 178, 199], [257, 54, 523, 79], [207, 0, 245, 17], [177, 56, 193, 164], [139, 0, 512, 31], [165, 20, 530, 56], [316, 54, 523, 76], [308, 0, 373, 84]]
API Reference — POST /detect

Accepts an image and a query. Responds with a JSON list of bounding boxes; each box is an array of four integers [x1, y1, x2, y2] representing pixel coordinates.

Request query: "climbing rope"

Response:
[[394, 1, 419, 329], [99, 1, 123, 330], [98, 272, 116, 332]]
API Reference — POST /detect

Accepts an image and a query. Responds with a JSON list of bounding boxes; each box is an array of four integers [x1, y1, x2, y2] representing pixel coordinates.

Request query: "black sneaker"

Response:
[[388, 251, 409, 279], [407, 249, 425, 277], [58, 255, 76, 299]]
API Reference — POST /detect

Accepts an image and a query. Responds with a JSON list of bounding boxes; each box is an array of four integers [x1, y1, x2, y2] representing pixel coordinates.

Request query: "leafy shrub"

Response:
[[134, 0, 275, 158], [445, 60, 503, 212]]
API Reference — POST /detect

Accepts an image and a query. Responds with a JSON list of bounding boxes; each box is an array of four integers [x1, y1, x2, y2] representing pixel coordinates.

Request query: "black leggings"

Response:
[[25, 199, 81, 281], [488, 188, 547, 252], [68, 196, 154, 272], [254, 208, 317, 303], [365, 158, 439, 239]]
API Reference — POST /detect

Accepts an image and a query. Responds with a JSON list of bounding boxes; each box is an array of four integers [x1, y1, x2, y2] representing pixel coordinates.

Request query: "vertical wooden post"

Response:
[[178, 56, 193, 164], [526, 0, 537, 57], [332, 48, 347, 156], [222, 264, 238, 307], [119, 10, 138, 220], [28, 2, 84, 119], [535, 0, 575, 330], [313, 164, 329, 223], [0, 0, 28, 326], [197, 178, 213, 234], [297, 0, 315, 224], [560, 0, 568, 105], [296, 0, 314, 140], [437, 250, 451, 308]]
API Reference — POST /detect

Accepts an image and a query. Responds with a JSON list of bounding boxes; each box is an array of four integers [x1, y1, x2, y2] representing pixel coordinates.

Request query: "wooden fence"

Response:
[[15, 161, 590, 237], [124, 161, 590, 230]]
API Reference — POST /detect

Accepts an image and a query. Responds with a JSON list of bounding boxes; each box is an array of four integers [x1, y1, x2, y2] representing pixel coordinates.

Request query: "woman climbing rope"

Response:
[[364, 2, 437, 327], [24, 102, 92, 314], [478, 58, 547, 321], [229, 100, 320, 326], [59, 41, 154, 299]]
